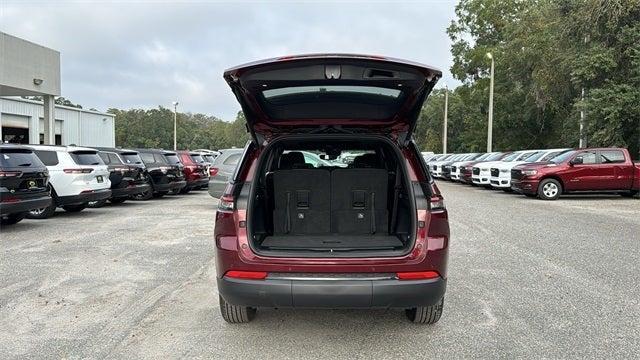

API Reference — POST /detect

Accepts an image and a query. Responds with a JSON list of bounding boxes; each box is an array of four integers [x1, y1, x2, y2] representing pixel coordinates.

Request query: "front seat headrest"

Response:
[[352, 153, 380, 168], [279, 151, 307, 169]]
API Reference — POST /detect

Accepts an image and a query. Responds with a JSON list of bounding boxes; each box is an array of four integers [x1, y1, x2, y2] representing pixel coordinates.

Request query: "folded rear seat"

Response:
[[331, 154, 389, 234], [272, 152, 331, 235]]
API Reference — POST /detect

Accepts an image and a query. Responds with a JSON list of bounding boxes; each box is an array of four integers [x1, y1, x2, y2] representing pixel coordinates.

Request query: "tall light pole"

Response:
[[486, 52, 495, 152], [172, 101, 179, 150], [443, 85, 448, 154]]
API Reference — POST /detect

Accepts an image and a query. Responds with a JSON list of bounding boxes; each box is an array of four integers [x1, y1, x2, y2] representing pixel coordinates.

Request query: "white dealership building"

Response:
[[0, 31, 115, 147]]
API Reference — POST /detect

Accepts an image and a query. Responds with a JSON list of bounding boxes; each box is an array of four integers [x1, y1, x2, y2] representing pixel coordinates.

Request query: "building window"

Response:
[[39, 134, 62, 145]]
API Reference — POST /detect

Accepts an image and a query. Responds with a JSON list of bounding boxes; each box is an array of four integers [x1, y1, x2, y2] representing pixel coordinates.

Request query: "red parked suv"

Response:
[[214, 54, 450, 324], [176, 150, 209, 193], [511, 147, 640, 199]]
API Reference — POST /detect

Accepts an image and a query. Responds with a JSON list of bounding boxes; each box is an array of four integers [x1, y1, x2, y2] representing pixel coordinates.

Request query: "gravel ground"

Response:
[[1, 184, 638, 359]]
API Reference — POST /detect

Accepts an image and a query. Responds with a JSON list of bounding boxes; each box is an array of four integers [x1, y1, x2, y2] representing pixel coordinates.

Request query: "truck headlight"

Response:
[[522, 169, 537, 176]]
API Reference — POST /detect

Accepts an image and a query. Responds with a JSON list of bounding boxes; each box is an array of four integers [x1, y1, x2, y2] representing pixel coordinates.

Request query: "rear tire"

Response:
[[219, 296, 256, 323], [620, 190, 638, 198], [537, 179, 562, 200], [27, 202, 57, 219], [1, 212, 26, 225], [180, 187, 191, 194], [109, 197, 127, 204], [153, 191, 168, 198], [62, 204, 87, 212], [87, 199, 107, 208], [406, 297, 444, 324], [131, 189, 153, 201]]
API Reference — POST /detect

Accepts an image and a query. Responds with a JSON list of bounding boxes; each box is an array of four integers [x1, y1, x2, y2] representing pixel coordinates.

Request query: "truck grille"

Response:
[[511, 169, 523, 180], [490, 168, 499, 177], [472, 167, 480, 175]]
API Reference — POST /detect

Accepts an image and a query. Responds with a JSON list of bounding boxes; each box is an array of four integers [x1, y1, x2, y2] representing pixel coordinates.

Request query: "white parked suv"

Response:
[[26, 145, 111, 218], [489, 148, 572, 190]]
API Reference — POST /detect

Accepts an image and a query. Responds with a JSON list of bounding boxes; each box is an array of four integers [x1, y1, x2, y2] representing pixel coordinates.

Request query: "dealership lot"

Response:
[[1, 184, 639, 359]]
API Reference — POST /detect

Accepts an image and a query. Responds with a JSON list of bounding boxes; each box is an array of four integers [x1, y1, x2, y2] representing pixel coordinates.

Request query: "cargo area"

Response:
[[247, 136, 415, 256]]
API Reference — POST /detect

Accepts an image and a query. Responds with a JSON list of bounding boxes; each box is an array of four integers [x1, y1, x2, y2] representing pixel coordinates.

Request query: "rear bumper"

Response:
[[57, 189, 112, 206], [111, 183, 151, 198], [1, 196, 52, 216], [218, 275, 446, 309], [186, 177, 209, 189], [511, 179, 539, 194], [154, 180, 186, 193]]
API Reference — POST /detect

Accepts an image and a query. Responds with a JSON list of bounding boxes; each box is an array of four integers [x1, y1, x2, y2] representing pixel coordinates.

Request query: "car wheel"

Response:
[[537, 179, 562, 200], [153, 191, 168, 198], [26, 202, 57, 219], [180, 187, 191, 194], [620, 190, 638, 198], [406, 297, 444, 324], [1, 212, 26, 225], [131, 189, 153, 201], [87, 199, 107, 208], [219, 295, 256, 323], [109, 197, 127, 204], [62, 204, 87, 212]]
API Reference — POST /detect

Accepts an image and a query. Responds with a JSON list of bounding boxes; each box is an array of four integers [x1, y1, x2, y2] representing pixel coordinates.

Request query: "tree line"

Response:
[[108, 107, 249, 150], [414, 0, 640, 159]]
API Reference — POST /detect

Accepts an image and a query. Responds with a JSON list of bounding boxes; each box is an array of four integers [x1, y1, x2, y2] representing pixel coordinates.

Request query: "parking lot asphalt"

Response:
[[1, 184, 639, 359]]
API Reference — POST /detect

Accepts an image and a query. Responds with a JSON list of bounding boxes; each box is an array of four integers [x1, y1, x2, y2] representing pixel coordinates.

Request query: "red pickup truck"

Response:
[[511, 147, 640, 200]]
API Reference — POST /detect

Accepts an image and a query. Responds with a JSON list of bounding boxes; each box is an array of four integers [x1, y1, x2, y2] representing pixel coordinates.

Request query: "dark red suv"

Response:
[[176, 150, 209, 193], [214, 54, 449, 324]]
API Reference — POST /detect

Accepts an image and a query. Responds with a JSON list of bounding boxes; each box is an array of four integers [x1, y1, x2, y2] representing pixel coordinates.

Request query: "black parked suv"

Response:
[[0, 144, 52, 225], [135, 149, 186, 198], [87, 148, 152, 207]]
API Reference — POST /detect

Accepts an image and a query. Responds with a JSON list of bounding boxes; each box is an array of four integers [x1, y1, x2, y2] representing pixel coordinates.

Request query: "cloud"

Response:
[[0, 0, 459, 120]]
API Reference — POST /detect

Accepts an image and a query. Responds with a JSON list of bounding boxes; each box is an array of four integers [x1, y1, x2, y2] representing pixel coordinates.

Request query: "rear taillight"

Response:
[[225, 270, 267, 280], [397, 271, 440, 280], [217, 183, 235, 212], [0, 171, 22, 177], [429, 195, 445, 211], [63, 168, 93, 174], [209, 167, 219, 176]]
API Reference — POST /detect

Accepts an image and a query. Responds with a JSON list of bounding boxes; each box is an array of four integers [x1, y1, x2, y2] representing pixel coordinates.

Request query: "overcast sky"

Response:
[[1, 0, 459, 121]]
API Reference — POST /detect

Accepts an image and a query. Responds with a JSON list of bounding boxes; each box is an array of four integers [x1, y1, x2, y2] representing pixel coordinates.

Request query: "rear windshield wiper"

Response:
[[18, 163, 32, 166]]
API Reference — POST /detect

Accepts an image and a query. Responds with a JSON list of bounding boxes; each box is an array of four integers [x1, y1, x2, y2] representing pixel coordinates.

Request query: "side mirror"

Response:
[[570, 157, 583, 166]]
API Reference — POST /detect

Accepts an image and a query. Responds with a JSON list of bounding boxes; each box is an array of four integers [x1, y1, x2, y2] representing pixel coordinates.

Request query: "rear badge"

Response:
[[298, 213, 305, 219], [28, 180, 37, 189], [357, 213, 364, 219]]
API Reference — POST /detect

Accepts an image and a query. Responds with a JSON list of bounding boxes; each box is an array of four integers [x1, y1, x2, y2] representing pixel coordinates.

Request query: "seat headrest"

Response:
[[279, 152, 306, 169], [351, 153, 380, 168]]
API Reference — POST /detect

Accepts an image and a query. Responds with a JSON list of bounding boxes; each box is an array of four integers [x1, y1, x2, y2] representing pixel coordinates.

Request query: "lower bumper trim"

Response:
[[217, 275, 446, 309]]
